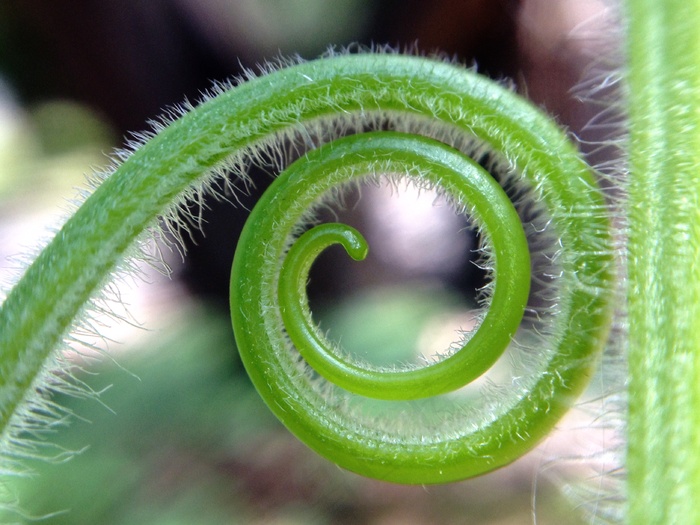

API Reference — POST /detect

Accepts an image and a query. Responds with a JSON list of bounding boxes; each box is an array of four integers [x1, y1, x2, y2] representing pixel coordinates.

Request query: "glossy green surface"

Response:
[[272, 133, 530, 401]]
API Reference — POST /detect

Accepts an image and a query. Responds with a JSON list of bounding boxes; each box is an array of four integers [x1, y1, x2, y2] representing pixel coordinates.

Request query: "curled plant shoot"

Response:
[[0, 53, 614, 485]]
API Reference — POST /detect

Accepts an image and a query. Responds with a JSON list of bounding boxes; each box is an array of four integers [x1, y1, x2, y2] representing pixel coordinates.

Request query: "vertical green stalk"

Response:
[[626, 0, 700, 522]]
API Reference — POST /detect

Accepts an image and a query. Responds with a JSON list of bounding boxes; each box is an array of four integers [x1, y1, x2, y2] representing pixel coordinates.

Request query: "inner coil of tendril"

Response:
[[276, 135, 531, 401]]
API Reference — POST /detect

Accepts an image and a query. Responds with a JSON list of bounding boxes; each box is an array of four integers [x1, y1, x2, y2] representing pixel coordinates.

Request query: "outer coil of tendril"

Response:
[[231, 106, 612, 482]]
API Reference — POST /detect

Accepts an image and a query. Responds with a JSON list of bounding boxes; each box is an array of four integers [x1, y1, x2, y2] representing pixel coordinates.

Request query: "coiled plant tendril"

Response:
[[0, 53, 613, 485]]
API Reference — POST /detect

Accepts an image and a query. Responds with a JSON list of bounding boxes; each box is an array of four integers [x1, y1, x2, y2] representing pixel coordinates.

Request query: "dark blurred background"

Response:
[[0, 1, 616, 523], [0, 0, 611, 302]]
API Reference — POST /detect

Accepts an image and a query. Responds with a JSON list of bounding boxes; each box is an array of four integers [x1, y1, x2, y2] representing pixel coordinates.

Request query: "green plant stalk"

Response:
[[626, 0, 700, 522]]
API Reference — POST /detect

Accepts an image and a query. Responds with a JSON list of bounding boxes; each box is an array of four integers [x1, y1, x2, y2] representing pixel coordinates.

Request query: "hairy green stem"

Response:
[[626, 0, 700, 522], [0, 54, 612, 490]]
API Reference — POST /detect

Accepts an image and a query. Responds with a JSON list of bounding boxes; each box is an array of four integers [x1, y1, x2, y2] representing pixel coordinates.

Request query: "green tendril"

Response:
[[0, 53, 613, 486]]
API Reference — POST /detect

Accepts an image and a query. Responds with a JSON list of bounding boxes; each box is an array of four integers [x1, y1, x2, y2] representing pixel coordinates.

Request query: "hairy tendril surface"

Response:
[[0, 54, 613, 484]]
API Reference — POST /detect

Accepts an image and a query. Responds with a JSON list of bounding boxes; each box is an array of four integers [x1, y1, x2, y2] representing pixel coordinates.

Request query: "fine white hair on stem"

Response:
[[524, 1, 627, 523]]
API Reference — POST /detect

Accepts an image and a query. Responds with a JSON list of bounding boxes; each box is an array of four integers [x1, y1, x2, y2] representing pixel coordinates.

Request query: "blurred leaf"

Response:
[[317, 283, 467, 367]]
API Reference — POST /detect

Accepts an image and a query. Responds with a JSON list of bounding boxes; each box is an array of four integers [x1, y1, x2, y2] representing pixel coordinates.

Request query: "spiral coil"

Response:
[[228, 56, 614, 483]]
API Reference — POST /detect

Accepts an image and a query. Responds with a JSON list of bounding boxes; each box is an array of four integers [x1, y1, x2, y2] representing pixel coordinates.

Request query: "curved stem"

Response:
[[626, 1, 700, 522]]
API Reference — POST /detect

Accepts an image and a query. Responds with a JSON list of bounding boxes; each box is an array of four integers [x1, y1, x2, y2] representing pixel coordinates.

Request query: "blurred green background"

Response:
[[0, 1, 613, 523]]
